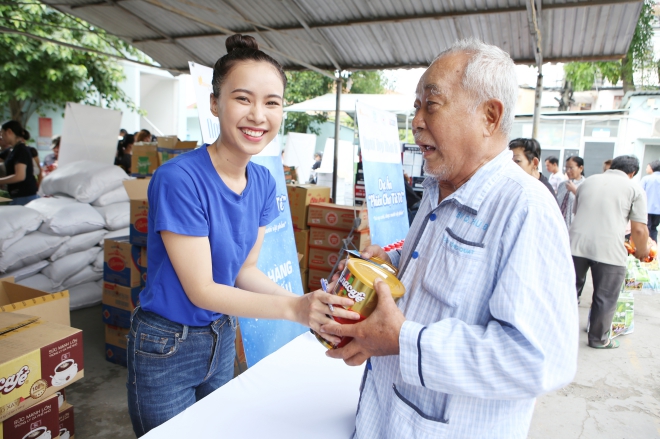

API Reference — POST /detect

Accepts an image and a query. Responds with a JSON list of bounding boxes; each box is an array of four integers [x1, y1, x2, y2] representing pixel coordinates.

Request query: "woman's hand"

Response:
[[566, 180, 577, 195], [292, 283, 361, 345]]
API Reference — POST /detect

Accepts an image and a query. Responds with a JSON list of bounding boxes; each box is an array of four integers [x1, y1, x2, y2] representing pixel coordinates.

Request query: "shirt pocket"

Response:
[[388, 384, 450, 439], [421, 227, 486, 309]]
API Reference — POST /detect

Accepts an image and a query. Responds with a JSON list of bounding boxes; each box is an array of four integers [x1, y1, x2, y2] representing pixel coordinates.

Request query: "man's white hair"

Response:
[[433, 39, 518, 136]]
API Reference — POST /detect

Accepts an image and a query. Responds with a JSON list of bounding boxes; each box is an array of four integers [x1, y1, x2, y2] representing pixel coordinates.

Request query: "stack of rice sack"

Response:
[[0, 160, 132, 310]]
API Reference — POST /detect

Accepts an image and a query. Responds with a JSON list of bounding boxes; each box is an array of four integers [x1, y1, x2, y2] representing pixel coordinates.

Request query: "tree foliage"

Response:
[[283, 70, 388, 134], [0, 2, 145, 126], [563, 0, 655, 94]]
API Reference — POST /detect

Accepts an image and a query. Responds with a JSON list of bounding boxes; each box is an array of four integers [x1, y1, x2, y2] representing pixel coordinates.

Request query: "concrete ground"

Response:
[[65, 275, 660, 439]]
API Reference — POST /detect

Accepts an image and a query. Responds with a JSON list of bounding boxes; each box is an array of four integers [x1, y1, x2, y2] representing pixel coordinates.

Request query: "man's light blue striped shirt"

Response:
[[352, 149, 579, 439]]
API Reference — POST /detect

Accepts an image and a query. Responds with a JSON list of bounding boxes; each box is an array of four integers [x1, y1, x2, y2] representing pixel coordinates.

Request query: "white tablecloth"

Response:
[[144, 332, 364, 439]]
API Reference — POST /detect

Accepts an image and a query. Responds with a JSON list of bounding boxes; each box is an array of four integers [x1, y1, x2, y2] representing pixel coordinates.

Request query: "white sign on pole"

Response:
[[188, 62, 218, 144], [58, 102, 122, 167], [283, 133, 316, 183]]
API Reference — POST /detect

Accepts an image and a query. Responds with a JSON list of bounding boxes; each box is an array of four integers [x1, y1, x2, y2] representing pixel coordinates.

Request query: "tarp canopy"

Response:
[[39, 0, 643, 76]]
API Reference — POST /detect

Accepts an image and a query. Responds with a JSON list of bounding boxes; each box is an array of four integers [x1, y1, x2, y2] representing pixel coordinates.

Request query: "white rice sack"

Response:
[[62, 265, 103, 290], [92, 250, 104, 272], [4, 260, 49, 282], [100, 227, 130, 246], [0, 232, 69, 273], [0, 206, 45, 255], [16, 274, 59, 293], [39, 160, 129, 203], [42, 247, 101, 285], [92, 185, 129, 207], [49, 230, 107, 261], [27, 197, 106, 236], [68, 280, 103, 310], [94, 202, 130, 231]]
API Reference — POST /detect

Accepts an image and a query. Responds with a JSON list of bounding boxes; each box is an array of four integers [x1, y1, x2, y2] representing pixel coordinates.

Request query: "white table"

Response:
[[144, 332, 364, 439]]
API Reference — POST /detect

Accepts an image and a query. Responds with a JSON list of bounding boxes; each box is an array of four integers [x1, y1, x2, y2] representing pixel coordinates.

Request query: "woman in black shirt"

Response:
[[0, 120, 38, 205]]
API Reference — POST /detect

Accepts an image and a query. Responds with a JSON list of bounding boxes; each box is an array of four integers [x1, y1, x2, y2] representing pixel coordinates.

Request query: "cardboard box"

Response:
[[123, 179, 150, 247], [59, 401, 75, 439], [0, 394, 59, 439], [101, 304, 131, 329], [300, 269, 309, 294], [138, 246, 147, 288], [157, 136, 197, 165], [287, 185, 331, 230], [131, 142, 159, 177], [102, 282, 139, 311], [309, 227, 371, 251], [103, 238, 141, 289], [294, 229, 309, 268], [308, 247, 341, 271], [0, 313, 84, 423], [308, 268, 331, 291], [308, 203, 369, 231], [0, 278, 70, 327], [105, 325, 129, 367]]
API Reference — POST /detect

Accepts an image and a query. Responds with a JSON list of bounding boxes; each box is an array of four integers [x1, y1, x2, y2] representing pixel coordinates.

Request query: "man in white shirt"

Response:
[[322, 39, 578, 439], [545, 155, 566, 194]]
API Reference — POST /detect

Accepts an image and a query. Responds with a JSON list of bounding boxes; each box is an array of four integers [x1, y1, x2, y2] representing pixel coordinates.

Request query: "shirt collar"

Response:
[[422, 148, 512, 215]]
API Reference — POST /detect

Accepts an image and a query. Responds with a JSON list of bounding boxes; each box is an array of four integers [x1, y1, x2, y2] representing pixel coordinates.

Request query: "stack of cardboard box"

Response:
[[287, 185, 332, 293], [131, 137, 197, 177], [307, 203, 370, 291], [101, 180, 149, 367], [0, 279, 82, 438]]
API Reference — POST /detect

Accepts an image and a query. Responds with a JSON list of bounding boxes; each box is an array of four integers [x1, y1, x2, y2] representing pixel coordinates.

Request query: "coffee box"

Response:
[[103, 238, 141, 289], [286, 185, 331, 230], [105, 325, 129, 367], [293, 229, 309, 268], [309, 227, 371, 251], [58, 401, 75, 439], [0, 394, 59, 439], [123, 179, 150, 247], [308, 268, 331, 291], [308, 247, 341, 271], [307, 203, 369, 231], [131, 143, 159, 177], [0, 313, 84, 423], [102, 282, 139, 312], [101, 304, 131, 329], [0, 278, 70, 327], [138, 246, 147, 288], [156, 137, 197, 165]]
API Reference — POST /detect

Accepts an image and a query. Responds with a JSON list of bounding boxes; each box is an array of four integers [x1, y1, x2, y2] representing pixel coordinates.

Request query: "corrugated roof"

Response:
[[40, 0, 643, 74]]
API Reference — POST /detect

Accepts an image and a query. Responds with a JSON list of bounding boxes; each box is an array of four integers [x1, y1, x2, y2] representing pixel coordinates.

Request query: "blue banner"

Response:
[[239, 137, 306, 366], [356, 102, 409, 247]]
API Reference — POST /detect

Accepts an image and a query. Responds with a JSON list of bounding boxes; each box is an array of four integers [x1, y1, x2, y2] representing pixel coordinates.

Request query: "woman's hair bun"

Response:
[[226, 34, 259, 53]]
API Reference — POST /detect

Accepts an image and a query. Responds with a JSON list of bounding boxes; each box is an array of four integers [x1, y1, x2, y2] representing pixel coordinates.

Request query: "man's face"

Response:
[[545, 160, 557, 174], [412, 52, 485, 181]]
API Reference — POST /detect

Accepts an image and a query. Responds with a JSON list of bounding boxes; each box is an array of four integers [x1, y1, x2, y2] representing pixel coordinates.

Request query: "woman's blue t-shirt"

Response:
[[139, 144, 279, 326]]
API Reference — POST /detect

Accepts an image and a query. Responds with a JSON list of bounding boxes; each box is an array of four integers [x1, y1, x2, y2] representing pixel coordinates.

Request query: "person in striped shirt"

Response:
[[322, 39, 578, 439]]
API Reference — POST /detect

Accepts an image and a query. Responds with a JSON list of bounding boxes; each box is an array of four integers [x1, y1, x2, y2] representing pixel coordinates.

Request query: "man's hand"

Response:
[[321, 278, 405, 366]]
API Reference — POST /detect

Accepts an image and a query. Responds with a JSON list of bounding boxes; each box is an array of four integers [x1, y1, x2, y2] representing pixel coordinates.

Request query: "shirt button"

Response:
[[430, 213, 437, 221], [412, 251, 419, 259]]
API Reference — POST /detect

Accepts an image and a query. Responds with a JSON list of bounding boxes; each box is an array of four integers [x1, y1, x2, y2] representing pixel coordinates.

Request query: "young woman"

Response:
[[0, 120, 38, 205], [114, 134, 134, 174], [556, 155, 586, 228], [126, 34, 358, 437], [509, 138, 555, 195]]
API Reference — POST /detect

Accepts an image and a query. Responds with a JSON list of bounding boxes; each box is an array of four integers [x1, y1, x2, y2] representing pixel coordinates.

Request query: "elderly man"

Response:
[[322, 40, 578, 438]]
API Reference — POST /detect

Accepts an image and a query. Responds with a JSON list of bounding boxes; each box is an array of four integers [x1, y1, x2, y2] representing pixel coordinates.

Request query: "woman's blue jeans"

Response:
[[9, 194, 38, 205], [127, 306, 236, 437]]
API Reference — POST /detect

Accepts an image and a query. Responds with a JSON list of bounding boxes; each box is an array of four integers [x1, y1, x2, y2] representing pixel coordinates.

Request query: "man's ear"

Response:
[[210, 93, 219, 117], [483, 99, 504, 137], [533, 157, 540, 170]]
